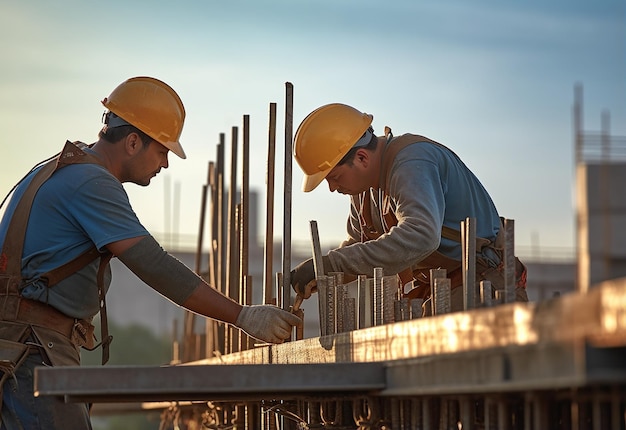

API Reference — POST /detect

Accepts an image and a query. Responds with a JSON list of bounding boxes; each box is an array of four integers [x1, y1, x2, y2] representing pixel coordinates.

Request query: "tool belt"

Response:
[[1, 294, 78, 341], [0, 322, 32, 411]]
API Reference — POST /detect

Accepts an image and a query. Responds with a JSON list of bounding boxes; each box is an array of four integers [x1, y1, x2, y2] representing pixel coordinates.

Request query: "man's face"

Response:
[[325, 159, 370, 195], [129, 140, 170, 186]]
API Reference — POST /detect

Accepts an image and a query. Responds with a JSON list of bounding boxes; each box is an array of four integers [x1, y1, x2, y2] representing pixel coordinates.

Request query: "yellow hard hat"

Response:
[[102, 76, 187, 159], [294, 103, 373, 192]]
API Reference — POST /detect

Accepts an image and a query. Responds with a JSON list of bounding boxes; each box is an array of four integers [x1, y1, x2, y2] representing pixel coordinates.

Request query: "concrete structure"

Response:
[[574, 84, 626, 292]]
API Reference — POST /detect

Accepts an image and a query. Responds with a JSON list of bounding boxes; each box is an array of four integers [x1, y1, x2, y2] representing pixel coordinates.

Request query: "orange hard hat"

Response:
[[102, 77, 186, 159], [294, 103, 373, 192]]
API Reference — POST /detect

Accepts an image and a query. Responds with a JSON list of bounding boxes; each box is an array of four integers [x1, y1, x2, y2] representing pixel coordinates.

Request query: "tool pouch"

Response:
[[0, 322, 32, 411]]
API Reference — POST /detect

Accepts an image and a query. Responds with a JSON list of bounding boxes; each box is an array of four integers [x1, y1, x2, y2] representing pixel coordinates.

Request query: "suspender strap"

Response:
[[39, 246, 102, 287], [0, 141, 114, 364], [1, 161, 58, 279]]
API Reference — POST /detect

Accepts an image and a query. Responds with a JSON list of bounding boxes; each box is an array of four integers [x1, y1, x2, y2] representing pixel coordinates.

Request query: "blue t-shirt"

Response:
[[0, 157, 148, 319]]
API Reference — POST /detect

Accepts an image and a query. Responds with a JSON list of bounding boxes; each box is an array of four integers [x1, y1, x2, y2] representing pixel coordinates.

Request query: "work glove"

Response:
[[290, 256, 330, 299], [235, 304, 302, 344]]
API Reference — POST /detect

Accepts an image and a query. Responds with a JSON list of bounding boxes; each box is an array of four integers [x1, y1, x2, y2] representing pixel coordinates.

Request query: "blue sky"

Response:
[[1, 0, 624, 257]]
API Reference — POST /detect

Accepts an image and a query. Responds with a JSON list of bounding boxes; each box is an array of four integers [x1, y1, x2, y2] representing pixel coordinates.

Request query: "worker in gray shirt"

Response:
[[290, 103, 528, 312]]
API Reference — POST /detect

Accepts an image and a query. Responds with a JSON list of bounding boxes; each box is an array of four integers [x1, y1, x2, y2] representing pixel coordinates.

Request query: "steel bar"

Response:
[[503, 219, 516, 303], [216, 134, 226, 296], [316, 276, 328, 336], [373, 267, 383, 326], [357, 274, 367, 329], [282, 82, 294, 311], [226, 126, 240, 304], [206, 161, 218, 358], [433, 277, 451, 316], [309, 221, 325, 278], [429, 268, 446, 316], [462, 217, 477, 310], [306, 220, 325, 324], [241, 115, 250, 303], [35, 363, 385, 403], [480, 280, 493, 307], [226, 127, 239, 354], [192, 279, 626, 366], [264, 103, 277, 305]]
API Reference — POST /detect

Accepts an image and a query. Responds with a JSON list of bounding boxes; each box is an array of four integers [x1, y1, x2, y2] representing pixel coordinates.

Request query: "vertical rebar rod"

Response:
[[480, 280, 493, 307], [429, 268, 446, 316], [231, 204, 241, 353], [216, 137, 226, 356], [310, 220, 326, 334], [327, 275, 336, 335], [357, 274, 367, 329], [225, 127, 239, 354], [226, 126, 239, 303], [264, 103, 277, 305], [503, 219, 516, 303], [216, 134, 226, 297], [241, 115, 250, 301], [382, 276, 397, 324], [317, 276, 328, 336], [310, 220, 325, 278], [206, 161, 217, 358], [373, 267, 383, 326], [462, 217, 477, 310], [433, 278, 451, 316], [282, 82, 294, 311]]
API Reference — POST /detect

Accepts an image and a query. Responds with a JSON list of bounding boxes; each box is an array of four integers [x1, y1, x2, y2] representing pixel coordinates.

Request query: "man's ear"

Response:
[[355, 148, 370, 167], [125, 132, 142, 155]]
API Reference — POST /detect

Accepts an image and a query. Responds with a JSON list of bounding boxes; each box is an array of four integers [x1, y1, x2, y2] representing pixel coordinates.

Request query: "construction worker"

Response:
[[290, 103, 528, 312], [0, 76, 301, 429]]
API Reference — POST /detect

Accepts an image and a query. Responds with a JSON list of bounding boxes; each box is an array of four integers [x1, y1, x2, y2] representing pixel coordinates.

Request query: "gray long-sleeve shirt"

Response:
[[326, 136, 502, 277]]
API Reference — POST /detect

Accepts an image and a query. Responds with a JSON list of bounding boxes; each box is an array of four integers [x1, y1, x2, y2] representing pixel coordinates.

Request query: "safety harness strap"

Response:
[[0, 141, 113, 364]]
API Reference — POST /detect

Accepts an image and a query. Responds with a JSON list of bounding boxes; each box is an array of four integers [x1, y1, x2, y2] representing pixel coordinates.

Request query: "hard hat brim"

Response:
[[302, 169, 329, 193], [167, 140, 186, 159]]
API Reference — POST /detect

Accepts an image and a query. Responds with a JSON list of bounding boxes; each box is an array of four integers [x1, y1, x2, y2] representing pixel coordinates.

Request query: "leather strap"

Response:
[[0, 141, 114, 364], [0, 296, 75, 338]]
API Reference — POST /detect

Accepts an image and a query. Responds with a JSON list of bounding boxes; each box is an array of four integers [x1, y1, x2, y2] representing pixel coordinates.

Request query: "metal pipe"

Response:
[[241, 115, 250, 302], [503, 219, 516, 303], [264, 103, 277, 305], [429, 268, 446, 316], [206, 161, 217, 358], [373, 267, 383, 326], [462, 217, 477, 310], [225, 127, 239, 354], [216, 135, 226, 297], [226, 126, 240, 303], [282, 82, 294, 311]]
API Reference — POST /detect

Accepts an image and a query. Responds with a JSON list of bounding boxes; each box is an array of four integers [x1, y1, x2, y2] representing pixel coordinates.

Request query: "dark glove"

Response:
[[290, 258, 316, 299], [292, 254, 337, 299]]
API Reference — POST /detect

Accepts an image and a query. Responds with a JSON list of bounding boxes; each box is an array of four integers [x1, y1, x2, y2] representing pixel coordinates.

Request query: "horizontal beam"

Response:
[[191, 278, 626, 366], [35, 362, 385, 403]]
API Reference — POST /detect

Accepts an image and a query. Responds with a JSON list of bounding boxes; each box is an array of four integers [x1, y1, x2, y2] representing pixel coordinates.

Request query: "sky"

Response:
[[1, 0, 624, 260]]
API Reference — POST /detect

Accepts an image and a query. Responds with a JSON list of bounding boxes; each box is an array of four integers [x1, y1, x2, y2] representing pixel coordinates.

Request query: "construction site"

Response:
[[33, 82, 626, 430]]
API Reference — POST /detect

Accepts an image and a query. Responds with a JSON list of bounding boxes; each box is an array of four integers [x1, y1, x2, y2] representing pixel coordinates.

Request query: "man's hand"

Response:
[[235, 305, 302, 344], [290, 258, 317, 299]]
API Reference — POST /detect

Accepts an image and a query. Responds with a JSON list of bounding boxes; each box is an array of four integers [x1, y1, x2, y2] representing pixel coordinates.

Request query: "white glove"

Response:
[[235, 305, 302, 344]]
